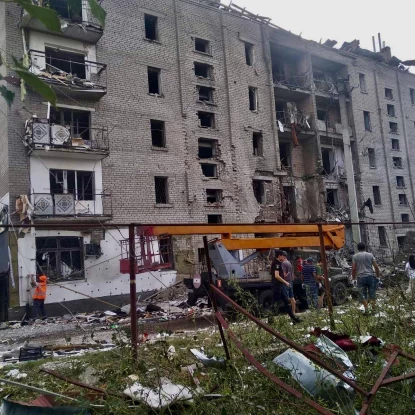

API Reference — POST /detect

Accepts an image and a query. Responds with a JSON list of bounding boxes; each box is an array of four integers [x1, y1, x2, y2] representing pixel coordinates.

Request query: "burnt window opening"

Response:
[[393, 157, 403, 168], [206, 189, 222, 204], [155, 176, 169, 204], [45, 47, 86, 78], [194, 62, 211, 78], [249, 87, 258, 111], [385, 88, 393, 100], [397, 176, 405, 188], [279, 142, 291, 168], [391, 139, 400, 151], [198, 138, 217, 158], [317, 109, 327, 121], [411, 88, 415, 105], [50, 169, 94, 201], [46, 0, 82, 21], [368, 148, 376, 168], [402, 214, 410, 223], [373, 186, 381, 205], [244, 42, 254, 66], [359, 73, 366, 93], [363, 111, 371, 131], [389, 122, 398, 133], [144, 14, 158, 41], [50, 107, 90, 141], [378, 226, 387, 246], [326, 189, 339, 207], [387, 104, 396, 117], [150, 120, 166, 148], [253, 180, 266, 204], [282, 186, 296, 222], [207, 214, 222, 223], [36, 236, 84, 282], [321, 148, 334, 175], [201, 163, 217, 177], [252, 132, 263, 156], [148, 67, 161, 95], [397, 236, 406, 248], [198, 111, 215, 128], [195, 38, 210, 54], [198, 86, 213, 102], [399, 194, 408, 206]]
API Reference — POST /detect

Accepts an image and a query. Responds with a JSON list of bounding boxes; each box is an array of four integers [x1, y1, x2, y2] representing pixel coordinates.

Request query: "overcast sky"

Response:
[[235, 0, 413, 63]]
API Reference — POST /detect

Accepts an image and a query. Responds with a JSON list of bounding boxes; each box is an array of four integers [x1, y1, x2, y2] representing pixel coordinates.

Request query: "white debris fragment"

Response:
[[6, 369, 27, 379], [190, 349, 225, 367], [167, 345, 176, 361], [104, 311, 117, 316]]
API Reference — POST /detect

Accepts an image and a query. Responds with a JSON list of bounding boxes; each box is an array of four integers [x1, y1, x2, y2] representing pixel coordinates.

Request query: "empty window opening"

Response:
[[50, 169, 94, 201], [144, 14, 158, 40], [195, 38, 210, 54], [155, 177, 169, 204], [372, 186, 381, 205], [397, 176, 405, 188], [194, 62, 211, 78], [368, 148, 376, 168], [253, 180, 265, 204], [148, 67, 161, 94], [249, 87, 258, 111], [378, 226, 387, 246], [389, 122, 398, 133], [399, 194, 408, 205], [317, 109, 327, 121], [252, 132, 263, 156], [359, 73, 366, 93], [321, 148, 334, 175], [279, 142, 291, 168], [391, 139, 400, 151], [411, 88, 415, 105], [201, 163, 217, 177], [363, 111, 371, 131], [207, 214, 222, 223], [385, 88, 393, 100], [150, 120, 165, 147], [45, 47, 86, 78], [393, 157, 402, 168], [198, 138, 217, 158], [50, 107, 90, 142], [46, 0, 82, 21], [387, 104, 396, 117], [326, 189, 339, 207], [198, 111, 215, 128], [198, 86, 213, 102], [244, 42, 254, 66], [402, 214, 410, 223], [397, 236, 406, 248], [206, 189, 222, 204]]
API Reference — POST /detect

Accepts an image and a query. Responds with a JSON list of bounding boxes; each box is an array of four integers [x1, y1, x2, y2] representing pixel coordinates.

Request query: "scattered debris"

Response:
[[0, 398, 91, 415], [5, 369, 27, 380], [190, 349, 225, 368]]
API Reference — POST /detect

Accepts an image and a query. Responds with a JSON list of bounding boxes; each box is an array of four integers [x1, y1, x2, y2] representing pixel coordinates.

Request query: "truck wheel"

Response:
[[258, 290, 274, 312], [332, 281, 347, 305]]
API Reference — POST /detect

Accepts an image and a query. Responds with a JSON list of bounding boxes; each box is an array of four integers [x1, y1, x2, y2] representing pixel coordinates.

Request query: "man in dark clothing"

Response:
[[302, 258, 318, 309], [271, 251, 301, 323], [277, 250, 297, 317]]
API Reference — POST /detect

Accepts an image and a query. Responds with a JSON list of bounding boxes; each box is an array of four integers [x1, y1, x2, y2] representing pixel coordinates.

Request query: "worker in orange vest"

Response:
[[31, 274, 48, 319]]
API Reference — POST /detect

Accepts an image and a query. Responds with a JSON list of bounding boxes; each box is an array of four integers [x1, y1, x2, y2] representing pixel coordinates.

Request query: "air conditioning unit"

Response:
[[51, 124, 71, 145]]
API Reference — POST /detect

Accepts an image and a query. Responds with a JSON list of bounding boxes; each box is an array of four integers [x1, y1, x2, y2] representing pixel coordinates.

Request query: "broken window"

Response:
[[399, 194, 408, 206], [201, 163, 217, 177], [198, 86, 213, 102], [252, 132, 263, 156], [244, 42, 254, 66], [387, 104, 396, 117], [363, 111, 371, 131], [194, 62, 211, 78], [50, 107, 90, 142], [46, 0, 82, 21], [321, 148, 334, 175], [198, 138, 217, 158], [207, 214, 222, 223], [253, 180, 265, 204], [411, 88, 415, 105], [195, 38, 210, 54], [144, 14, 158, 40], [385, 88, 393, 100], [326, 189, 339, 207], [198, 111, 215, 128], [396, 176, 405, 188], [372, 186, 381, 205], [378, 226, 387, 246], [279, 142, 291, 168], [402, 214, 410, 223], [393, 157, 403, 168], [50, 169, 94, 201], [150, 120, 166, 148], [45, 47, 86, 79], [249, 87, 258, 111], [206, 189, 222, 204], [317, 109, 327, 121], [391, 139, 400, 151], [154, 176, 169, 204], [148, 67, 161, 95], [397, 236, 406, 248], [36, 236, 84, 281], [359, 73, 366, 93], [368, 148, 376, 168], [389, 122, 398, 133]]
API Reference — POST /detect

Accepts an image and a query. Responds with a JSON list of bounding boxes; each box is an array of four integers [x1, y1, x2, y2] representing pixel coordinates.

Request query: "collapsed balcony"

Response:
[[20, 0, 103, 44], [29, 49, 107, 101]]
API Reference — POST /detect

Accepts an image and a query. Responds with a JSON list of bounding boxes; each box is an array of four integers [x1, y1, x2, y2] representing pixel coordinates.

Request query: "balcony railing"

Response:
[[273, 73, 311, 90], [276, 110, 312, 131], [313, 78, 338, 94], [32, 193, 112, 218]]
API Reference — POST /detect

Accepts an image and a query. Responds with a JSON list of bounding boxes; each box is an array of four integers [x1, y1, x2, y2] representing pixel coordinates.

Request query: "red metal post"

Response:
[[129, 223, 138, 361]]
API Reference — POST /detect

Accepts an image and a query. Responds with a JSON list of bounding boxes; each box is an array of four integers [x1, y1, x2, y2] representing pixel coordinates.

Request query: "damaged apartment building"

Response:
[[1, 0, 415, 313]]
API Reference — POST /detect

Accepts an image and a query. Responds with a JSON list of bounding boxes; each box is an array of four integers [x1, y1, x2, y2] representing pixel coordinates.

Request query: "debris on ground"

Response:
[[190, 349, 225, 368], [0, 398, 91, 414]]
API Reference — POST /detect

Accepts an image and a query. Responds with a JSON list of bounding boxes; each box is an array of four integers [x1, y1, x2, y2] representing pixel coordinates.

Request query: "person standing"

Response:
[[302, 258, 319, 309], [405, 255, 415, 297], [352, 242, 380, 313], [316, 258, 326, 309], [277, 250, 297, 317], [31, 274, 48, 319]]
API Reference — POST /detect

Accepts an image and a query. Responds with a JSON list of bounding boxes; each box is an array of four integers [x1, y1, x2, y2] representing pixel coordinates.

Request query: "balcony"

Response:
[[273, 73, 311, 99], [32, 193, 112, 221], [25, 117, 109, 160], [20, 0, 103, 44], [313, 78, 338, 96], [276, 110, 313, 138], [29, 49, 107, 101], [317, 119, 353, 137]]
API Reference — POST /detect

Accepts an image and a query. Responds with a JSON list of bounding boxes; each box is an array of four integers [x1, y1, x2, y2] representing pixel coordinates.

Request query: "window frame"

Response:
[[154, 176, 169, 204], [49, 169, 95, 201], [144, 14, 159, 41], [147, 66, 162, 95]]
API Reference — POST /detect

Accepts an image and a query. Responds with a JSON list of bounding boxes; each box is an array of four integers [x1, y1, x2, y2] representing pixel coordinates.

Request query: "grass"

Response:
[[2, 286, 415, 414]]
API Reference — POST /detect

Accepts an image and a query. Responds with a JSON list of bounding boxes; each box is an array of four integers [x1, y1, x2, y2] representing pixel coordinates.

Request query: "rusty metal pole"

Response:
[[129, 223, 138, 361], [318, 224, 335, 329], [203, 236, 231, 360]]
